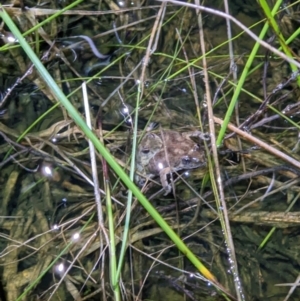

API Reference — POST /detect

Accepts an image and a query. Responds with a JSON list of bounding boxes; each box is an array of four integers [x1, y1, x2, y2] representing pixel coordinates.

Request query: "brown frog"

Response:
[[136, 130, 208, 194]]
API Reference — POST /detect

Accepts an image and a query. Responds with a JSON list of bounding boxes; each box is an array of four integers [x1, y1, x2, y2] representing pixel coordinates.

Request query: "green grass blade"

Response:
[[0, 5, 219, 288], [216, 0, 283, 146]]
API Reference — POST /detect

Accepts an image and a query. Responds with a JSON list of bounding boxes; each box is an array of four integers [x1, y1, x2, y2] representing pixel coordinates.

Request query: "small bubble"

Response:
[[158, 162, 164, 170], [118, 0, 125, 7], [52, 224, 59, 230], [55, 263, 65, 273], [72, 232, 80, 241], [43, 166, 52, 176]]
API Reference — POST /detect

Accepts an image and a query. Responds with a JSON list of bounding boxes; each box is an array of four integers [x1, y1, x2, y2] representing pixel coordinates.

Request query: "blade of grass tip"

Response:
[[82, 81, 108, 290], [82, 82, 104, 226], [0, 6, 220, 290], [258, 0, 300, 86], [216, 0, 283, 146]]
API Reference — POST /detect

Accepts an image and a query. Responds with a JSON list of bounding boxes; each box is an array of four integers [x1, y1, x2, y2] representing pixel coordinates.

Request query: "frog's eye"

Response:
[[202, 133, 210, 141], [181, 156, 191, 165], [141, 149, 150, 154]]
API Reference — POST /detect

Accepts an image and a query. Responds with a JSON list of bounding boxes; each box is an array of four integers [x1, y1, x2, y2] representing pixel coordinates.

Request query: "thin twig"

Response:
[[214, 116, 300, 169]]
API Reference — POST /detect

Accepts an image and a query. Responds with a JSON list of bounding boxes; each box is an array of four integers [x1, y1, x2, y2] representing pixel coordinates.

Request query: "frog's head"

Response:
[[137, 133, 163, 165]]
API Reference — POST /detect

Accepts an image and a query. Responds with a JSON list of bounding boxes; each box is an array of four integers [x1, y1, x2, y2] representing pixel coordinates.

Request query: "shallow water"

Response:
[[0, 1, 300, 300]]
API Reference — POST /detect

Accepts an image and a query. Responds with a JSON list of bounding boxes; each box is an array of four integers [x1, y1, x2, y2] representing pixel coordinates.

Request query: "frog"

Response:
[[136, 129, 208, 195]]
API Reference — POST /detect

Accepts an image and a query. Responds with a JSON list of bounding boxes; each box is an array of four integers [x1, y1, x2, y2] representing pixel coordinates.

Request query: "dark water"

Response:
[[0, 0, 300, 300]]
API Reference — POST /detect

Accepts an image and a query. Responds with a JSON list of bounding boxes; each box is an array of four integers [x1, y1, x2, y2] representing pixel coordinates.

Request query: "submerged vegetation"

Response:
[[0, 0, 300, 300]]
